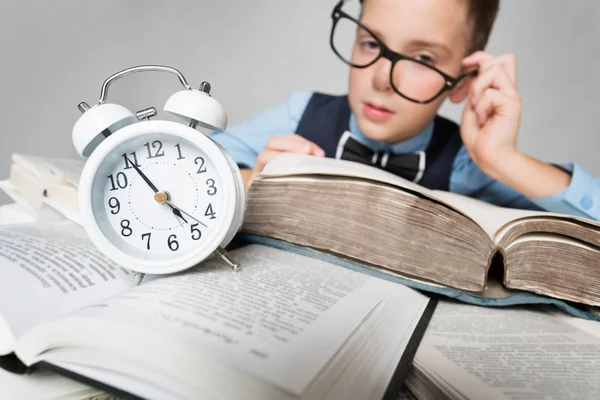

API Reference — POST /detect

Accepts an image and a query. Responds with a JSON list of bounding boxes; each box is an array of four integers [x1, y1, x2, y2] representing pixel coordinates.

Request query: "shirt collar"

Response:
[[348, 113, 434, 154]]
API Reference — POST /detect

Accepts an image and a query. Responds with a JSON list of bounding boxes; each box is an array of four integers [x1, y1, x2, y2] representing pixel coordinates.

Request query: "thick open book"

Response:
[[404, 300, 600, 400], [241, 154, 600, 317], [0, 221, 433, 400]]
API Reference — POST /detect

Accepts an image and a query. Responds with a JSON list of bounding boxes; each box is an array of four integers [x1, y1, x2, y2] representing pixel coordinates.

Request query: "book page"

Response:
[[44, 158, 86, 187], [260, 154, 600, 242], [411, 301, 600, 400], [2, 181, 82, 226], [558, 310, 600, 340], [0, 181, 38, 218], [43, 198, 82, 226], [430, 191, 548, 239], [0, 204, 38, 226], [0, 181, 67, 225], [260, 153, 434, 196], [506, 232, 600, 250], [259, 154, 538, 239], [20, 245, 425, 398], [0, 221, 133, 354], [0, 367, 101, 400], [9, 155, 84, 222], [12, 154, 85, 187], [432, 191, 600, 244], [50, 361, 192, 400]]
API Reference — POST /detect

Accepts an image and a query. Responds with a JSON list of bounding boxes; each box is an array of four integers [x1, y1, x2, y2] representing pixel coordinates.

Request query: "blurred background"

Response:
[[1, 0, 599, 204]]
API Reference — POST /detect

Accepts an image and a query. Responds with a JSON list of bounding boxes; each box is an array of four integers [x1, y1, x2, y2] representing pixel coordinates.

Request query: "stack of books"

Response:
[[1, 152, 599, 400]]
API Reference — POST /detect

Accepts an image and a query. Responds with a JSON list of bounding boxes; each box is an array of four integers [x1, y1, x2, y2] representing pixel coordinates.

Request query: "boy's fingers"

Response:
[[309, 142, 326, 157], [473, 89, 497, 126], [470, 65, 518, 105], [461, 101, 479, 148], [463, 53, 518, 88], [254, 149, 282, 174], [282, 134, 324, 155], [462, 51, 494, 67], [464, 53, 518, 86], [266, 134, 325, 156], [474, 88, 516, 126], [480, 53, 518, 85], [265, 135, 303, 152]]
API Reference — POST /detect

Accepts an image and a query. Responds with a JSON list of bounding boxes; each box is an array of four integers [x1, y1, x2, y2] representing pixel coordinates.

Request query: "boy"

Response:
[[211, 0, 600, 221]]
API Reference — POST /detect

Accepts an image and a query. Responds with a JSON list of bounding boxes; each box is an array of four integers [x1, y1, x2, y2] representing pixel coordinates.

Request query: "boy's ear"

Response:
[[449, 77, 472, 104]]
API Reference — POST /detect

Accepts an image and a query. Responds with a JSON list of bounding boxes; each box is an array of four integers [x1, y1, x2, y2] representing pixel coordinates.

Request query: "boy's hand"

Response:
[[460, 51, 521, 179], [246, 134, 326, 187], [459, 51, 571, 198]]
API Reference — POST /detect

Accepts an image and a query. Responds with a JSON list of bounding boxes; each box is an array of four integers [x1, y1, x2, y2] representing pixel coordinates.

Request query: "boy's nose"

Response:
[[371, 57, 393, 92]]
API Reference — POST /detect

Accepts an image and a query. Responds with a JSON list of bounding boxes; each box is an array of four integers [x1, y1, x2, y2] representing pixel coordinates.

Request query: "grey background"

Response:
[[1, 0, 599, 205]]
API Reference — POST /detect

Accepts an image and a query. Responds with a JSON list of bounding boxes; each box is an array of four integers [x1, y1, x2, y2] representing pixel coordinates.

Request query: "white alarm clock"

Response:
[[72, 65, 245, 280]]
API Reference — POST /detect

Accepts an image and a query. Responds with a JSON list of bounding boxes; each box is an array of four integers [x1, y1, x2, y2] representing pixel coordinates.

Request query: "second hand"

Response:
[[164, 199, 208, 228]]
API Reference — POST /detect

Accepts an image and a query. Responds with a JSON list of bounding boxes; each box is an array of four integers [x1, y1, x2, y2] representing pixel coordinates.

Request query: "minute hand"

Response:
[[125, 156, 159, 193], [124, 156, 187, 224]]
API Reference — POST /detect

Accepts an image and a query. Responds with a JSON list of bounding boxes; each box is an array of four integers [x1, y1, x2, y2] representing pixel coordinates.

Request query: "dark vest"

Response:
[[295, 93, 463, 191]]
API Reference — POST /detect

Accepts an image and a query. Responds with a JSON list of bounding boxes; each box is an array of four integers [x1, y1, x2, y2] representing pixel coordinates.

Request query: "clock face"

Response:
[[89, 131, 226, 264]]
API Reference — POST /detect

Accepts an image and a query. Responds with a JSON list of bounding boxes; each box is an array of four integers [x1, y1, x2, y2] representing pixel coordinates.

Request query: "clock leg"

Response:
[[132, 272, 146, 286], [215, 246, 241, 272]]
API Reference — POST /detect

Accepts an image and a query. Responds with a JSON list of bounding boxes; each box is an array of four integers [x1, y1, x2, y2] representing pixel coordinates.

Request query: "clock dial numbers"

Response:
[[136, 226, 205, 252], [108, 197, 120, 214], [205, 203, 216, 220], [195, 157, 207, 174], [206, 179, 217, 196], [120, 219, 133, 237], [99, 136, 223, 259], [122, 152, 141, 170], [190, 223, 202, 240], [168, 234, 179, 251], [175, 143, 185, 160], [144, 140, 165, 159], [141, 232, 151, 250], [108, 172, 128, 191]]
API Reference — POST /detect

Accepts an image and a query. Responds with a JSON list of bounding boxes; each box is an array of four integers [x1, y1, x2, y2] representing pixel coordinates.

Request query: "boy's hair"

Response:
[[466, 0, 500, 53], [359, 0, 500, 54]]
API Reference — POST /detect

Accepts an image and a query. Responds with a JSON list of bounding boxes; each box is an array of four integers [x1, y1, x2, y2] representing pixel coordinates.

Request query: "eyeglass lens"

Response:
[[332, 17, 448, 102]]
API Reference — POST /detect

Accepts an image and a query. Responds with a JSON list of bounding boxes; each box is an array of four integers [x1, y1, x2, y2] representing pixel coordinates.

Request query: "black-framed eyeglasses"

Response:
[[330, 0, 476, 104]]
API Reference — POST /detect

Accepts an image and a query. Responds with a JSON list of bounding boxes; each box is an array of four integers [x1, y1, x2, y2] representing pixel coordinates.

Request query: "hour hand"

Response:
[[165, 200, 208, 228], [169, 205, 188, 224], [153, 191, 188, 224], [125, 156, 159, 193]]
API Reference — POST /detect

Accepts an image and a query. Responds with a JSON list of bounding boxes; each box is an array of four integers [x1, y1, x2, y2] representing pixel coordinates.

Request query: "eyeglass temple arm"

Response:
[[453, 68, 478, 84], [336, 0, 354, 9], [462, 68, 479, 78]]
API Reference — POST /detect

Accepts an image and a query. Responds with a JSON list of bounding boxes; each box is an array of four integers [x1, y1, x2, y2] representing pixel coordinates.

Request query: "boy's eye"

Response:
[[415, 54, 435, 65], [359, 39, 380, 52]]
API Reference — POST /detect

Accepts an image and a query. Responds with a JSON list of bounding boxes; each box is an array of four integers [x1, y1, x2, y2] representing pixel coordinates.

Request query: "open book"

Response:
[[0, 221, 433, 400], [241, 154, 600, 315], [404, 300, 600, 400]]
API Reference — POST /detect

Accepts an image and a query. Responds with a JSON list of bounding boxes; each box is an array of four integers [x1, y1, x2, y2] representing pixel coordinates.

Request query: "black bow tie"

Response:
[[338, 133, 425, 182]]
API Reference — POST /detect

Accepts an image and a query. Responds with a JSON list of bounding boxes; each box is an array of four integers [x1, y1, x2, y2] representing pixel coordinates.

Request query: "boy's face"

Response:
[[348, 0, 469, 143]]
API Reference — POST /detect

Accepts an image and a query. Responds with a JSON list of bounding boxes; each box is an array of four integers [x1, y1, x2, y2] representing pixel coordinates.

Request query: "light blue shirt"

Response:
[[211, 91, 600, 221]]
